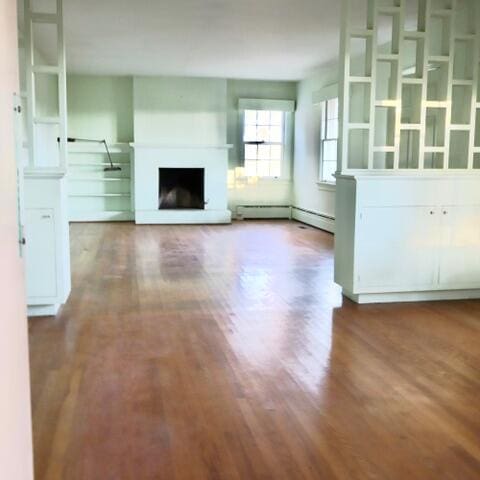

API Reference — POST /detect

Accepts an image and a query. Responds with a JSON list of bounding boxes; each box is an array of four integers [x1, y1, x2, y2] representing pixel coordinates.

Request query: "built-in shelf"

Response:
[[404, 31, 426, 40], [375, 100, 399, 107], [348, 123, 370, 129], [402, 78, 423, 84], [68, 177, 131, 182], [350, 29, 374, 38], [377, 54, 399, 62], [400, 124, 422, 130], [428, 55, 450, 63], [69, 193, 131, 198]]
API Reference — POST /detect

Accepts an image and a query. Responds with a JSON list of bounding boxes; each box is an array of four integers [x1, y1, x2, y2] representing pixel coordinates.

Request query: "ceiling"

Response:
[[51, 0, 342, 80]]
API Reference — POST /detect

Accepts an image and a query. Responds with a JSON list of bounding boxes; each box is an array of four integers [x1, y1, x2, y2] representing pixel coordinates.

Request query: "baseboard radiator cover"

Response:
[[291, 206, 335, 233], [235, 205, 292, 220]]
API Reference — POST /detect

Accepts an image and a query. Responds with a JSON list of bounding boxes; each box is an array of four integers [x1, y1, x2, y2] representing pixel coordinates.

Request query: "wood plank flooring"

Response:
[[29, 220, 480, 480]]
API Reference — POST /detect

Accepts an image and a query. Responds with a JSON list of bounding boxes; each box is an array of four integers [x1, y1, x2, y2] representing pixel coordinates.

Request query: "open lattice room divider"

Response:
[[339, 0, 480, 172]]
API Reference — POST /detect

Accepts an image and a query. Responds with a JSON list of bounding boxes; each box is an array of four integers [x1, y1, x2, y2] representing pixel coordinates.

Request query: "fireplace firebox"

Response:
[[159, 168, 205, 209]]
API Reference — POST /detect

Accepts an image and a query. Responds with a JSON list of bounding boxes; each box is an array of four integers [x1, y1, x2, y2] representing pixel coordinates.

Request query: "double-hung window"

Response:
[[243, 109, 284, 178], [319, 97, 339, 184]]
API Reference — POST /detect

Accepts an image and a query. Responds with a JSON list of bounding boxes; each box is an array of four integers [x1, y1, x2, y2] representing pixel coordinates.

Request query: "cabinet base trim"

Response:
[[28, 304, 61, 317], [343, 289, 480, 304]]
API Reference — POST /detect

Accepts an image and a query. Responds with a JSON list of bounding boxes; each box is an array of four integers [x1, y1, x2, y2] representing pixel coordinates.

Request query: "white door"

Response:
[[356, 206, 440, 290], [25, 209, 57, 299], [438, 205, 480, 287]]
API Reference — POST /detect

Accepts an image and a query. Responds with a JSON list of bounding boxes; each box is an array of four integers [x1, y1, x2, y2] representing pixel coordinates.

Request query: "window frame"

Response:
[[319, 97, 339, 186], [242, 109, 286, 179]]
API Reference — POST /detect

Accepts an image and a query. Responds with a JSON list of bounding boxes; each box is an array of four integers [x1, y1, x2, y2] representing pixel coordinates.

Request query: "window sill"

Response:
[[316, 181, 336, 192]]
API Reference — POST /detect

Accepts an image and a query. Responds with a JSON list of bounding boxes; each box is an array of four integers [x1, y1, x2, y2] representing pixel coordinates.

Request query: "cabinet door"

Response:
[[25, 209, 57, 299], [439, 206, 480, 287], [356, 206, 440, 290]]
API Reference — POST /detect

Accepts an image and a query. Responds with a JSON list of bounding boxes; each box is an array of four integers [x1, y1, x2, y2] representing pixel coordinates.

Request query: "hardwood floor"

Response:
[[29, 220, 480, 480]]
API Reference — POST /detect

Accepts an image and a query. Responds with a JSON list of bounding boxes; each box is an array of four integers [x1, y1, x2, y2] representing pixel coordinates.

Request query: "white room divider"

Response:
[[335, 0, 480, 304]]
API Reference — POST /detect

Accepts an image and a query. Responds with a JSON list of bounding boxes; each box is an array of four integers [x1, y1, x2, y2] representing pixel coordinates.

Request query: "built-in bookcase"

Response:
[[67, 144, 134, 222], [339, 0, 480, 172], [24, 0, 67, 171]]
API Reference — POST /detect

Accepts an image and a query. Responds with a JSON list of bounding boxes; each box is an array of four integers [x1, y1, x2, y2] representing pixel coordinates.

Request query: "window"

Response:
[[243, 110, 284, 178], [319, 97, 339, 184]]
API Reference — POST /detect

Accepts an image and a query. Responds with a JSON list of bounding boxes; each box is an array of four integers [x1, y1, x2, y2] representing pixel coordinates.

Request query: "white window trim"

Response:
[[313, 84, 339, 188], [239, 99, 295, 181]]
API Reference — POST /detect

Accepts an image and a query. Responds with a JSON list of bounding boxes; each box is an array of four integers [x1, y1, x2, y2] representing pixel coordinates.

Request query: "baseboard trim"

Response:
[[291, 207, 335, 233], [343, 288, 480, 304], [69, 211, 134, 222], [135, 209, 232, 225], [235, 205, 291, 220], [28, 304, 61, 317]]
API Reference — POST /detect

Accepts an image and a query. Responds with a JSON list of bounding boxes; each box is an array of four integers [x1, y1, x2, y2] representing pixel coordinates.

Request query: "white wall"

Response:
[[0, 0, 34, 477], [226, 79, 296, 212], [133, 76, 227, 145], [293, 63, 338, 225]]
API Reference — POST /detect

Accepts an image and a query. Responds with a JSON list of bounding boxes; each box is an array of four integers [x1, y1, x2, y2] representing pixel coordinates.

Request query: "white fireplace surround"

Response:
[[131, 143, 232, 224]]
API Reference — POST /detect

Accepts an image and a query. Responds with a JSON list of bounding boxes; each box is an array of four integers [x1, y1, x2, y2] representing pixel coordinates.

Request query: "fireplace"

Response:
[[159, 168, 205, 209]]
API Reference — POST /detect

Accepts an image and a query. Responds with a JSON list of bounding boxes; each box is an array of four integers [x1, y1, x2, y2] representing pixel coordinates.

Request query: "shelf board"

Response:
[[452, 79, 474, 86], [68, 162, 130, 167], [375, 100, 399, 107], [402, 77, 423, 85], [30, 12, 58, 23], [450, 124, 471, 131], [373, 146, 395, 153], [400, 124, 422, 130], [428, 55, 450, 63], [348, 123, 370, 129], [350, 29, 374, 38], [33, 116, 60, 124], [349, 76, 372, 84], [425, 101, 448, 108], [32, 65, 60, 74], [404, 31, 426, 40], [424, 147, 446, 153], [69, 193, 131, 198], [68, 177, 131, 182], [377, 54, 399, 62]]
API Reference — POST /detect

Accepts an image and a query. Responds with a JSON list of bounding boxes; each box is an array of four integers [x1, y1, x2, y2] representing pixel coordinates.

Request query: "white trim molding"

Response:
[[238, 98, 295, 112]]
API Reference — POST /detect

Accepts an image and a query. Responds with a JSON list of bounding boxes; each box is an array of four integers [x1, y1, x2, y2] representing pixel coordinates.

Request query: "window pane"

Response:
[[327, 119, 338, 139], [257, 161, 270, 177], [257, 110, 270, 125], [258, 144, 270, 160], [270, 145, 282, 160], [269, 126, 283, 143], [270, 160, 281, 177], [245, 110, 257, 125], [327, 98, 339, 120], [245, 160, 257, 176], [244, 125, 257, 141], [323, 140, 337, 160], [245, 144, 257, 159], [257, 126, 270, 142], [270, 111, 283, 125], [322, 160, 337, 182]]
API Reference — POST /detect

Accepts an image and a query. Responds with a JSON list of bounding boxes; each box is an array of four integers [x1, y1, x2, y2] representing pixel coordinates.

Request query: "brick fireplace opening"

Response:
[[158, 168, 205, 209]]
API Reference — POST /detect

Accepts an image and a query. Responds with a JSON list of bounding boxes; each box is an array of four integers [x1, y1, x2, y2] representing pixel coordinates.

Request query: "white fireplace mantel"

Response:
[[131, 143, 232, 224]]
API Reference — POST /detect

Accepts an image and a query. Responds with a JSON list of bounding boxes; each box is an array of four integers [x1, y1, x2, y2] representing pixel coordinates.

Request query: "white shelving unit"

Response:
[[335, 0, 480, 304], [339, 0, 480, 173], [67, 143, 134, 222]]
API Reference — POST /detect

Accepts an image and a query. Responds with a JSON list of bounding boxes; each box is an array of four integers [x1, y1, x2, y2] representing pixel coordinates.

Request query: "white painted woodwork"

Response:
[[334, 174, 480, 303], [131, 144, 232, 224], [25, 208, 57, 299], [24, 173, 71, 316]]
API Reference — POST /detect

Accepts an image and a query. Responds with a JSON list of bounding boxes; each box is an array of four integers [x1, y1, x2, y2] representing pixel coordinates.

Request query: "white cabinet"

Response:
[[335, 175, 480, 303], [438, 206, 480, 287], [356, 206, 439, 289], [25, 209, 57, 299], [24, 172, 71, 316]]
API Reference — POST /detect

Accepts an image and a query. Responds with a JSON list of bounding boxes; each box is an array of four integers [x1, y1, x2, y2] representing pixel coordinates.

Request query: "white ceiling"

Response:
[[60, 0, 341, 80]]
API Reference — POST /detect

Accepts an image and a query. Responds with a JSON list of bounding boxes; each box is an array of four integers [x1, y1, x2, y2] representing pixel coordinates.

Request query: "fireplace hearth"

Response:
[[159, 168, 205, 209]]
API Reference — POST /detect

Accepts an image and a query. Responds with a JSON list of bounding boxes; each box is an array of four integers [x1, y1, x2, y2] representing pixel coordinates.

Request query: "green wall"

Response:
[[67, 75, 133, 143]]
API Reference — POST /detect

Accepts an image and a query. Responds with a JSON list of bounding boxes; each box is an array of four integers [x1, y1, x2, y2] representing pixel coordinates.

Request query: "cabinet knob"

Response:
[[41, 214, 52, 219], [19, 238, 26, 245], [443, 210, 448, 215], [429, 210, 435, 215]]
